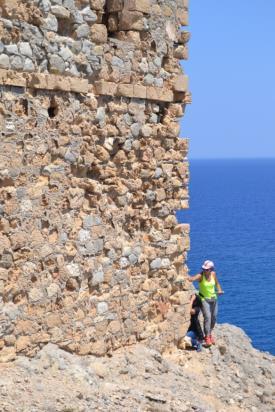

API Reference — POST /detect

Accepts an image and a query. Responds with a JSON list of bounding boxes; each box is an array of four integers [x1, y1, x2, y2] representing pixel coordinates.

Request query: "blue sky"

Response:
[[181, 1, 275, 159]]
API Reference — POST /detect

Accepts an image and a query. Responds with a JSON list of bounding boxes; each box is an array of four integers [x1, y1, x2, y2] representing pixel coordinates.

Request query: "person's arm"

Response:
[[213, 272, 224, 294], [187, 273, 202, 283]]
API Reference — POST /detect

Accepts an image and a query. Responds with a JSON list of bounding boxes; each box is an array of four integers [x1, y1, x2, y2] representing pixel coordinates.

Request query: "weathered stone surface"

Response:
[[90, 24, 108, 44], [119, 11, 145, 31], [124, 0, 151, 13], [51, 5, 71, 19], [0, 54, 10, 69], [0, 0, 191, 361], [95, 80, 118, 95]]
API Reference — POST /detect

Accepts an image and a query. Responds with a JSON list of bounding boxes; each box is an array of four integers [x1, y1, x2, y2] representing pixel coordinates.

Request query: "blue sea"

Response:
[[177, 159, 275, 355]]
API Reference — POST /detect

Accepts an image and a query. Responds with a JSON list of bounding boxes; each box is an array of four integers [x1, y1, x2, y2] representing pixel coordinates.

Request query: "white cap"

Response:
[[201, 260, 214, 270]]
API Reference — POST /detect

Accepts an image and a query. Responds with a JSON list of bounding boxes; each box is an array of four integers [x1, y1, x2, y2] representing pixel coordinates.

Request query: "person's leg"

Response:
[[201, 300, 211, 337], [210, 300, 218, 343], [186, 330, 196, 346], [210, 299, 218, 331]]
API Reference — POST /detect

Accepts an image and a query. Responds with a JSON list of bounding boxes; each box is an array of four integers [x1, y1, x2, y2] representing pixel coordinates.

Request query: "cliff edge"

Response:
[[0, 323, 274, 411]]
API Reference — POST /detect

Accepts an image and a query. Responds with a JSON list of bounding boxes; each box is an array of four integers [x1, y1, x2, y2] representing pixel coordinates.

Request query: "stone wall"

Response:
[[0, 0, 191, 361]]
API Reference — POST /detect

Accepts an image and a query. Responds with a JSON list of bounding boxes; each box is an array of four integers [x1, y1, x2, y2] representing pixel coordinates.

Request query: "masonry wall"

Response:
[[0, 0, 191, 361]]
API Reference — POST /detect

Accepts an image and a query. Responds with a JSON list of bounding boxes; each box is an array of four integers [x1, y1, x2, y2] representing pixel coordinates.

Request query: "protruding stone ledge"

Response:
[[0, 70, 189, 103], [173, 74, 189, 93], [0, 70, 89, 94], [95, 80, 188, 102], [0, 69, 26, 87]]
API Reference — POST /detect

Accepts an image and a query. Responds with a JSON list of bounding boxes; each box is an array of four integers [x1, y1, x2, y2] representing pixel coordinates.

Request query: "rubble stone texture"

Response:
[[0, 0, 191, 359]]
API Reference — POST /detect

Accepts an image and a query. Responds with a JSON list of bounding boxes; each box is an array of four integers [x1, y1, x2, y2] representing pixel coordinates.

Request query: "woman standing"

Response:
[[188, 260, 224, 347]]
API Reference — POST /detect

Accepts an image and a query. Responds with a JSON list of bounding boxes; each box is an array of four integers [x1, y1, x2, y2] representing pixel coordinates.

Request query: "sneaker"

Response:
[[210, 335, 216, 345], [204, 336, 212, 347]]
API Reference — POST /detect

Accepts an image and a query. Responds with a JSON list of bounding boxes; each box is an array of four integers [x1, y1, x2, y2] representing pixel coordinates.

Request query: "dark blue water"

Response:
[[177, 159, 275, 355]]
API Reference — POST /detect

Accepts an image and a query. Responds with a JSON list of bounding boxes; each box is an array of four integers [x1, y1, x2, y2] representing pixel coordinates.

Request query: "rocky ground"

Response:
[[0, 324, 274, 412]]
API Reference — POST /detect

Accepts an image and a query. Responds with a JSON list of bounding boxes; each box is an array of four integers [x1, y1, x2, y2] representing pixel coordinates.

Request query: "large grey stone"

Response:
[[96, 107, 106, 124], [91, 269, 104, 286], [111, 56, 124, 68], [97, 302, 108, 314], [86, 239, 104, 255], [10, 56, 23, 70], [78, 229, 91, 244], [70, 9, 84, 24], [144, 73, 154, 85], [154, 78, 164, 87], [0, 54, 10, 69], [40, 0, 51, 13], [19, 42, 32, 58], [80, 6, 97, 23], [23, 58, 35, 72], [161, 258, 171, 268], [29, 288, 44, 303], [5, 44, 18, 54], [130, 123, 141, 137], [139, 58, 148, 73], [150, 258, 162, 270], [119, 257, 129, 269], [46, 283, 61, 298], [66, 263, 81, 278], [51, 5, 70, 19], [75, 24, 90, 39], [83, 215, 102, 229], [66, 64, 80, 77], [129, 254, 138, 265], [63, 0, 75, 8], [49, 54, 65, 73], [42, 14, 58, 32], [59, 47, 73, 61]]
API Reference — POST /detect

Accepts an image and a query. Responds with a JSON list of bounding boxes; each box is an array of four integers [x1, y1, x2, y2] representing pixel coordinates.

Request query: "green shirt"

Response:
[[199, 273, 217, 300]]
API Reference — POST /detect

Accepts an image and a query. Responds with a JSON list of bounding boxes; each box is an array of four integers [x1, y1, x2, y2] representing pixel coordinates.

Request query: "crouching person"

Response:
[[184, 294, 204, 352]]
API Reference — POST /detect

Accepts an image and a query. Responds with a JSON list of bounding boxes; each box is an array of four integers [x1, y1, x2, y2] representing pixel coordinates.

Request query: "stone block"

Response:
[[174, 45, 188, 60], [124, 0, 151, 14], [146, 86, 174, 102], [107, 0, 124, 12], [90, 24, 108, 44], [51, 5, 70, 19], [69, 77, 89, 93], [90, 0, 106, 10], [0, 54, 10, 70], [0, 69, 26, 87], [178, 31, 191, 45], [173, 74, 189, 93], [118, 10, 145, 31], [117, 83, 134, 97], [133, 84, 146, 98], [95, 80, 118, 96], [177, 8, 189, 26]]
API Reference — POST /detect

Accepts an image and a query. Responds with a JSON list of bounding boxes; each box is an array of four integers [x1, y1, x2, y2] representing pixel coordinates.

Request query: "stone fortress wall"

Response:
[[0, 0, 190, 361]]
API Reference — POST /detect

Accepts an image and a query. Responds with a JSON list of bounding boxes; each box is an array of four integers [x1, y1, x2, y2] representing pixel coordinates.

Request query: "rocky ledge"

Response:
[[0, 323, 274, 412]]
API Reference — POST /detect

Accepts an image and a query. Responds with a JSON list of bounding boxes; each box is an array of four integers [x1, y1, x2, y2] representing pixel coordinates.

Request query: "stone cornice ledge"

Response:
[[0, 69, 189, 103]]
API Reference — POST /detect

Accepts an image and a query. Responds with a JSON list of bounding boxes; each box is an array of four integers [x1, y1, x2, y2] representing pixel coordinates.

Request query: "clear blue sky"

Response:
[[181, 1, 275, 159]]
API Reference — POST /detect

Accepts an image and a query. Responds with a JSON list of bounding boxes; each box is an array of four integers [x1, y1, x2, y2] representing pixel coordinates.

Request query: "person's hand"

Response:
[[217, 290, 224, 295]]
